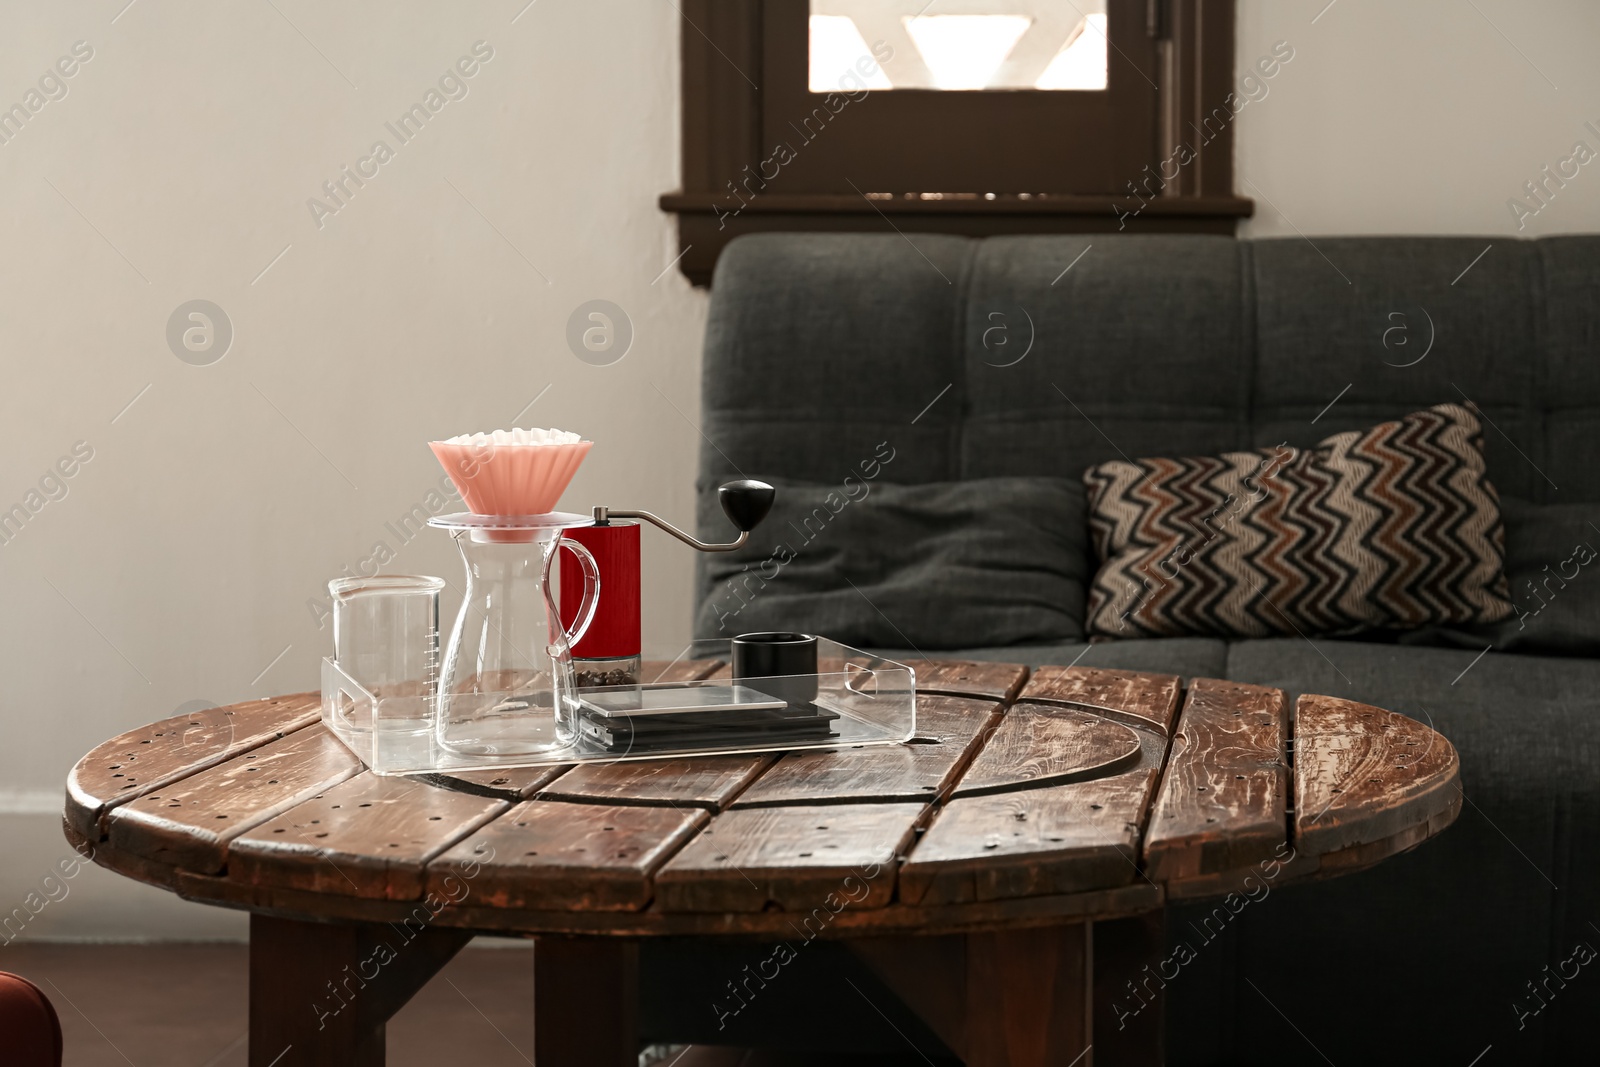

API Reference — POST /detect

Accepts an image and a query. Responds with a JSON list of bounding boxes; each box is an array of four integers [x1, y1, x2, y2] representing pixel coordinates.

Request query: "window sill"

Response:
[[659, 192, 1254, 285]]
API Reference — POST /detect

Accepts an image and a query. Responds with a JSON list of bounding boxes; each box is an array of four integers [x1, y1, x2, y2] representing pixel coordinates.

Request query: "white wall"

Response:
[[3, 0, 1598, 941], [0, 0, 703, 941], [1235, 0, 1600, 237]]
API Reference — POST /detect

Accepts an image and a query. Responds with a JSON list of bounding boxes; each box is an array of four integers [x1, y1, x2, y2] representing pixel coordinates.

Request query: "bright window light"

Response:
[[903, 14, 1032, 91], [1035, 14, 1108, 90], [808, 15, 894, 92]]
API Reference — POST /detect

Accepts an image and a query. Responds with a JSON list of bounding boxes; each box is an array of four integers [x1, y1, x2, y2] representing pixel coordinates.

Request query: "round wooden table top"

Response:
[[64, 660, 1461, 938]]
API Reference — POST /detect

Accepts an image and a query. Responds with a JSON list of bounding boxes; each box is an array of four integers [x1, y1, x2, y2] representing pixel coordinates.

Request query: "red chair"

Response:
[[0, 972, 63, 1067]]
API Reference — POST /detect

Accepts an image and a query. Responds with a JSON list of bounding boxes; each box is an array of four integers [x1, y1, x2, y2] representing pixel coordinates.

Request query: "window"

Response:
[[662, 0, 1249, 285], [809, 3, 1107, 92]]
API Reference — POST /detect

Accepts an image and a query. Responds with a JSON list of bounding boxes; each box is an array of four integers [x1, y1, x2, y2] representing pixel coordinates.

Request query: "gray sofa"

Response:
[[679, 232, 1600, 1065]]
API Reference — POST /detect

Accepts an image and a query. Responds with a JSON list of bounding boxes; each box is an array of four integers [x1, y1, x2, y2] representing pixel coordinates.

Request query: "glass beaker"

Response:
[[436, 525, 600, 756], [328, 574, 443, 765]]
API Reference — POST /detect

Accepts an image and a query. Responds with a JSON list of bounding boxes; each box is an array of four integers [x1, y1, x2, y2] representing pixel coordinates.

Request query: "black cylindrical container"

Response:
[[731, 632, 818, 709]]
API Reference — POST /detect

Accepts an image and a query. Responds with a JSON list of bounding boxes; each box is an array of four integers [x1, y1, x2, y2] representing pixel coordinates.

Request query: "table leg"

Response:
[[852, 915, 1166, 1067], [248, 913, 471, 1067], [964, 924, 1090, 1067], [534, 936, 639, 1066], [1092, 912, 1166, 1067], [849, 923, 1086, 1066]]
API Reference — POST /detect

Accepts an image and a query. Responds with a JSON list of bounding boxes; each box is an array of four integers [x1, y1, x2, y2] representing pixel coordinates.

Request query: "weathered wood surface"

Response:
[[229, 771, 507, 898], [73, 811, 1163, 935], [107, 724, 362, 873], [418, 764, 567, 799], [1293, 692, 1461, 856], [427, 799, 707, 911], [899, 728, 1167, 906], [250, 854, 1158, 935], [66, 664, 1459, 939], [952, 703, 1143, 798], [654, 803, 920, 912], [731, 696, 1001, 807], [65, 693, 321, 839], [1143, 678, 1288, 882], [1304, 794, 1462, 877], [542, 754, 773, 810], [1019, 666, 1182, 735], [908, 660, 1030, 701]]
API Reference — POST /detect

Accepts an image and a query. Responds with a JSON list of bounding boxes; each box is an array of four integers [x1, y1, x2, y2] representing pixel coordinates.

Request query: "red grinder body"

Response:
[[559, 521, 641, 685]]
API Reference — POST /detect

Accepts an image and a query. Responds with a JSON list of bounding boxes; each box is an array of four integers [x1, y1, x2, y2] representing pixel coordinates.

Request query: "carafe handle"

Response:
[[546, 537, 601, 651]]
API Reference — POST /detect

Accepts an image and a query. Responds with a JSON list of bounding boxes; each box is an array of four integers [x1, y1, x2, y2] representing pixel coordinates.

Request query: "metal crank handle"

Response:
[[593, 479, 775, 553]]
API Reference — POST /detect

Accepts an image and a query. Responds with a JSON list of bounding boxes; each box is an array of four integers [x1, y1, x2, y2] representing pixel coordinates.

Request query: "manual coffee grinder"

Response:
[[561, 479, 776, 686]]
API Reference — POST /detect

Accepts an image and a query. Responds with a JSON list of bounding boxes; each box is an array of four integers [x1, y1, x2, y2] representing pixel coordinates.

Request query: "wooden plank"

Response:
[[229, 773, 508, 899], [1143, 678, 1288, 882], [731, 696, 1002, 807], [425, 799, 706, 911], [1309, 793, 1462, 875], [911, 660, 1029, 702], [654, 803, 923, 912], [1293, 694, 1461, 857], [133, 829, 1163, 936], [541, 754, 773, 810], [900, 731, 1166, 906], [951, 705, 1143, 798], [411, 764, 568, 800], [66, 693, 319, 839], [1178, 796, 1459, 898], [106, 724, 363, 873], [1163, 845, 1313, 901], [1018, 667, 1182, 736], [136, 851, 1165, 938], [907, 696, 1005, 743], [534, 938, 639, 1067]]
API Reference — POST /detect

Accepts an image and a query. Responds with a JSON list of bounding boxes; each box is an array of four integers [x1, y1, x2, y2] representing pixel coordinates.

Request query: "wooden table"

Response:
[[64, 661, 1460, 1066]]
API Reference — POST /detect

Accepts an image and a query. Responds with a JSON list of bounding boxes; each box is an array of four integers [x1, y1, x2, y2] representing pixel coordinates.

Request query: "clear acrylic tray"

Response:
[[321, 637, 918, 776]]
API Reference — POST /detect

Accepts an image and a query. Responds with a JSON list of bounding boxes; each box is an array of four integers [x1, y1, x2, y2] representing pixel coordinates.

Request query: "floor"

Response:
[[2, 940, 537, 1067], [2, 942, 948, 1066]]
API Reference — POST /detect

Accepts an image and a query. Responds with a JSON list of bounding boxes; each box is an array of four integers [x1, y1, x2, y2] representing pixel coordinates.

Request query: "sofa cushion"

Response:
[[1083, 402, 1513, 640], [1493, 497, 1600, 654], [695, 477, 1087, 647]]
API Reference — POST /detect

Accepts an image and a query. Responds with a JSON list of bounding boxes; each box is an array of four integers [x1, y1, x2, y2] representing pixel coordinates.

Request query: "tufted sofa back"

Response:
[[695, 232, 1600, 606]]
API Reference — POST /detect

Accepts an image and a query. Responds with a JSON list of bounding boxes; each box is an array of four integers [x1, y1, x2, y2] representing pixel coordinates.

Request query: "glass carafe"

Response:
[[436, 525, 599, 756]]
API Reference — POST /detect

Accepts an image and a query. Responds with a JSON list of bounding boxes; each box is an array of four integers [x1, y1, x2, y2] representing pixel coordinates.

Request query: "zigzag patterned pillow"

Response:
[[1084, 402, 1513, 639]]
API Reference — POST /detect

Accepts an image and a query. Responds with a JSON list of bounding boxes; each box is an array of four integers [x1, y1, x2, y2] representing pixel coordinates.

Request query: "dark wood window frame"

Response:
[[662, 0, 1251, 285]]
